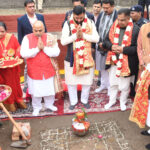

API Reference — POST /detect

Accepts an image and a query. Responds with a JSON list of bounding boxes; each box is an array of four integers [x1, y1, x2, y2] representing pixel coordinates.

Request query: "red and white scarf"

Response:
[[111, 19, 133, 77], [69, 15, 88, 67]]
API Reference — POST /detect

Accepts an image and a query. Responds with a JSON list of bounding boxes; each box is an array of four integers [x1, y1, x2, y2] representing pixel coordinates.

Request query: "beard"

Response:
[[74, 19, 84, 25]]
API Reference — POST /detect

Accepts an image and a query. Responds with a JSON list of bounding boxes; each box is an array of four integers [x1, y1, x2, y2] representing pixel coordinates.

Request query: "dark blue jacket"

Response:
[[17, 13, 47, 44]]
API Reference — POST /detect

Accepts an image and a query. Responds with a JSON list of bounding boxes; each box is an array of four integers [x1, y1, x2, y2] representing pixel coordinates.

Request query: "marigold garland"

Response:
[[69, 16, 88, 67], [111, 19, 133, 77]]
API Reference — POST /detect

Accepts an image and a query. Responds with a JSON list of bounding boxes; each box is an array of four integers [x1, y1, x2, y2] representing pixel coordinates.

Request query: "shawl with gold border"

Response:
[[106, 19, 133, 77], [129, 67, 150, 128]]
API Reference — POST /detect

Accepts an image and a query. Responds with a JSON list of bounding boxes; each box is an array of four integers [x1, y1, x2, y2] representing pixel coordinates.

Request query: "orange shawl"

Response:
[[129, 23, 150, 128], [129, 69, 150, 128], [106, 20, 132, 77], [73, 20, 94, 75]]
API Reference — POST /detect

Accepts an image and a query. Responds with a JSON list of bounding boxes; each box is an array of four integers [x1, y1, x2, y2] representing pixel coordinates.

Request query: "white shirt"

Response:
[[27, 13, 37, 27]]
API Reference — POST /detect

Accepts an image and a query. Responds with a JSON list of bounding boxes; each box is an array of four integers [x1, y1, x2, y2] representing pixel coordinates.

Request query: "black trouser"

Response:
[[138, 0, 150, 19], [130, 74, 137, 97]]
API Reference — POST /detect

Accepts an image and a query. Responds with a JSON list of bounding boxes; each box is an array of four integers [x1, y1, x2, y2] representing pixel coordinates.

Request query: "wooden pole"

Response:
[[0, 103, 28, 141]]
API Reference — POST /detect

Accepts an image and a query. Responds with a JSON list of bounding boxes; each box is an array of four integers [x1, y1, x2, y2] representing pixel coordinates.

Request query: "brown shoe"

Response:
[[3, 103, 17, 112], [17, 101, 27, 109]]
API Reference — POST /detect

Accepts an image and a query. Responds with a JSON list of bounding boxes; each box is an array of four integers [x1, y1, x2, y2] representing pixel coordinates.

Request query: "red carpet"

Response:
[[0, 80, 133, 120]]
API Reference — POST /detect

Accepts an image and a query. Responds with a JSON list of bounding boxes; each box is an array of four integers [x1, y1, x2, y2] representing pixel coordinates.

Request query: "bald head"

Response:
[[32, 20, 45, 37]]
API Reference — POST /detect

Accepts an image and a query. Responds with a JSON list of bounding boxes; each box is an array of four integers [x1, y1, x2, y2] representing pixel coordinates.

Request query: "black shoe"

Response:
[[141, 130, 150, 136], [69, 105, 76, 110], [97, 80, 101, 87], [146, 143, 150, 150], [129, 83, 135, 97], [83, 103, 91, 109]]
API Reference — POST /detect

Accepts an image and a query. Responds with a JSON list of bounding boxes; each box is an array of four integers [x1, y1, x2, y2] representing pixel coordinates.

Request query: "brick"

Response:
[[12, 122, 31, 141]]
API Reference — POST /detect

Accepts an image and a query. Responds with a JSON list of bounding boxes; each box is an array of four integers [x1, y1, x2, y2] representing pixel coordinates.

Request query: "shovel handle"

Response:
[[0, 103, 28, 141]]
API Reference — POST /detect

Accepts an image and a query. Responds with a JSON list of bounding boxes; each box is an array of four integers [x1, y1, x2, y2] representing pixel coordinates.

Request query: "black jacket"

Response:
[[103, 24, 140, 77], [136, 17, 149, 28]]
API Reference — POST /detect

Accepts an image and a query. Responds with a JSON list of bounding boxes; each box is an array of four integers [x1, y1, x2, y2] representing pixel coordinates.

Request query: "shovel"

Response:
[[0, 103, 31, 148]]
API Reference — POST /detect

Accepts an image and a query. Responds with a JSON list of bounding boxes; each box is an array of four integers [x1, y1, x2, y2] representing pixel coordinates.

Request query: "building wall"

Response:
[[0, 0, 138, 9]]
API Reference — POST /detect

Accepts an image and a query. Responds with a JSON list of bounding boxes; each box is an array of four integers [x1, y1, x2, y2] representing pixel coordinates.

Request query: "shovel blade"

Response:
[[10, 140, 27, 149]]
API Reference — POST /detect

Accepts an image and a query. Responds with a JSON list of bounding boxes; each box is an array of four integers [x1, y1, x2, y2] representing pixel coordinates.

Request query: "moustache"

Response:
[[74, 20, 83, 25]]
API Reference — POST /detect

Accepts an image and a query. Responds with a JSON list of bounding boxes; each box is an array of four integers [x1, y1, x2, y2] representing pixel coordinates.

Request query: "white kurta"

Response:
[[64, 61, 94, 85], [61, 18, 99, 46], [27, 75, 55, 97], [61, 17, 99, 85], [20, 35, 60, 97], [109, 66, 131, 89], [109, 65, 131, 105]]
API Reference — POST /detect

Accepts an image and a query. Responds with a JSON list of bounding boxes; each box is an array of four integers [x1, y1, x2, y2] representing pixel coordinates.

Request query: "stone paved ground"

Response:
[[40, 120, 132, 150], [0, 111, 149, 150]]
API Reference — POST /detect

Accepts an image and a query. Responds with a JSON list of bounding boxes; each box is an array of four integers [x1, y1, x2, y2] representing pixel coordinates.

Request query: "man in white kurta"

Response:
[[61, 6, 99, 110], [21, 21, 60, 116]]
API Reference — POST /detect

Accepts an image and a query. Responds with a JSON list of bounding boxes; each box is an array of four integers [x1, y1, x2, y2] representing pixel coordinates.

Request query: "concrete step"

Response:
[[0, 0, 138, 9]]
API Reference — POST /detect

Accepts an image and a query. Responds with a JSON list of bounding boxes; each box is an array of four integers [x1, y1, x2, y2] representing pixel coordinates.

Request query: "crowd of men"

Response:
[[1, 0, 150, 149]]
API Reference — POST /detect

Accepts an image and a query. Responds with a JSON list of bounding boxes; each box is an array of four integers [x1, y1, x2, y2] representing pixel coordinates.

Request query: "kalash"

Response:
[[72, 108, 90, 136]]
